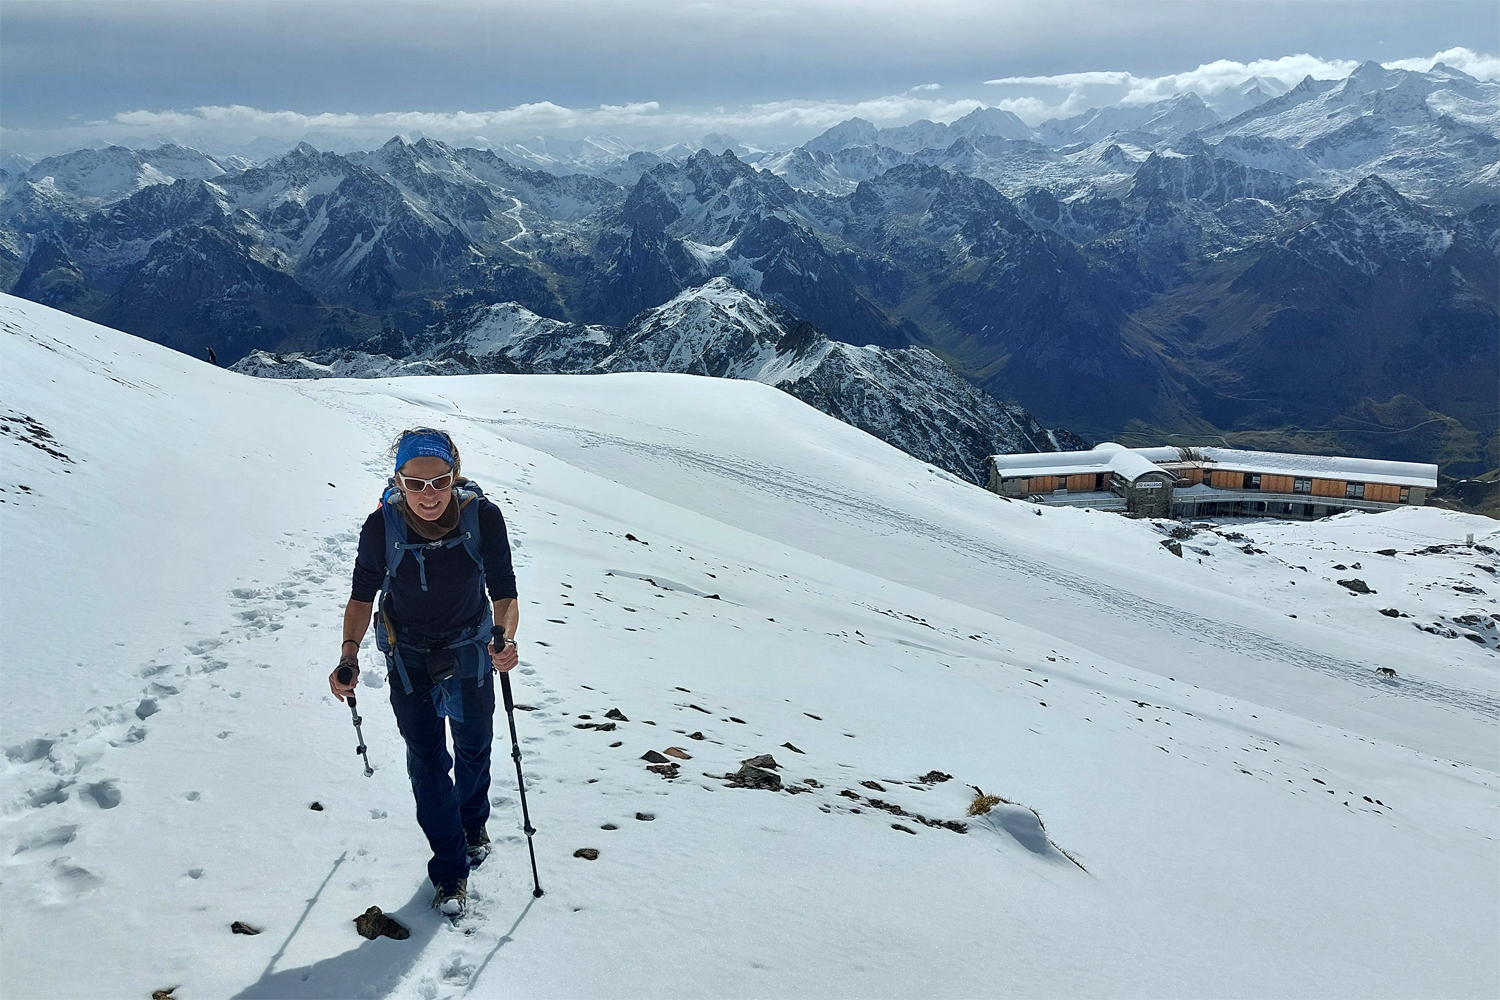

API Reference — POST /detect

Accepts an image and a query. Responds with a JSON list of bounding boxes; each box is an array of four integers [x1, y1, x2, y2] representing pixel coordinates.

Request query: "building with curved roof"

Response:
[[986, 444, 1438, 519]]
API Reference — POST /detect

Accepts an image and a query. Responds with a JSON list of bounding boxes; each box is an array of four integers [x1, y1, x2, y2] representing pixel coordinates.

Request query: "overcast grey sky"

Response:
[[2, 0, 1496, 156]]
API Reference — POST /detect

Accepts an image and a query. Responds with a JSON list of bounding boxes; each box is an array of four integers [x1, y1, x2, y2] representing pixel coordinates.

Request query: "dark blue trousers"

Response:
[[388, 669, 496, 887]]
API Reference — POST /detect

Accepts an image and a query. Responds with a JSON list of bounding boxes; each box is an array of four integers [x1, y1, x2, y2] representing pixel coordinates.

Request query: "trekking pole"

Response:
[[495, 627, 544, 898], [336, 666, 375, 777]]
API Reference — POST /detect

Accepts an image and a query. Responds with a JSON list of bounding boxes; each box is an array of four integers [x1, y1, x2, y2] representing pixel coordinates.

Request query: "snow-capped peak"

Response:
[[3, 144, 235, 209]]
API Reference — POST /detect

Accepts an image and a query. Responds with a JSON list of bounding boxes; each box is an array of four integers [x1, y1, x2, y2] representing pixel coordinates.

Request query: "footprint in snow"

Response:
[[27, 781, 72, 809], [78, 781, 121, 809], [5, 737, 56, 764], [11, 825, 79, 854], [47, 857, 103, 899]]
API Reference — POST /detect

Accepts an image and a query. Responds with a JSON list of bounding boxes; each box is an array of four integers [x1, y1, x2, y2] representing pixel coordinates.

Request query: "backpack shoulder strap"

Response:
[[378, 482, 408, 599], [453, 483, 486, 572], [455, 489, 491, 647]]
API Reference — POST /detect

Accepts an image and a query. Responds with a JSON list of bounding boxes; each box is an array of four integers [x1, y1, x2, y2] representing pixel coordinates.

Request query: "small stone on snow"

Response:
[[353, 906, 409, 941]]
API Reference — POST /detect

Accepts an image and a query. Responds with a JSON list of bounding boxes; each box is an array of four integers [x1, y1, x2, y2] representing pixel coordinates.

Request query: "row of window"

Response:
[[1213, 475, 1409, 503], [1243, 473, 1318, 493], [1025, 472, 1417, 504]]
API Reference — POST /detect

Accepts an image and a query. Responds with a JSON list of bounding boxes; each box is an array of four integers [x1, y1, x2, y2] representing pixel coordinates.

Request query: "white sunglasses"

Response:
[[397, 472, 454, 493]]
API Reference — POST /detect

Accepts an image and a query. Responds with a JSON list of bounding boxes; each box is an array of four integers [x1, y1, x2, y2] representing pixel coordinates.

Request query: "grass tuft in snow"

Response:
[[966, 787, 1006, 816]]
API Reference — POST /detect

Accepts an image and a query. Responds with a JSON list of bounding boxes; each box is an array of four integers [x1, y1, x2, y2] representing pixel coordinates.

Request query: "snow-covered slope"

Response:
[[492, 134, 672, 177], [1206, 76, 1294, 116], [1036, 93, 1226, 149], [3, 296, 1497, 999], [410, 302, 617, 373], [230, 349, 476, 380], [0, 144, 242, 213], [803, 109, 1037, 157], [757, 144, 913, 196]]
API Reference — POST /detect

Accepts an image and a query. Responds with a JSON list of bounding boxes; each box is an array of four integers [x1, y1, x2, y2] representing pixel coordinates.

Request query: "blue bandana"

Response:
[[394, 431, 454, 475]]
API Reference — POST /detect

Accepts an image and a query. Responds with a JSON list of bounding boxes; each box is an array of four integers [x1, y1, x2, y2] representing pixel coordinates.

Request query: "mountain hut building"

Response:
[[985, 444, 1437, 520]]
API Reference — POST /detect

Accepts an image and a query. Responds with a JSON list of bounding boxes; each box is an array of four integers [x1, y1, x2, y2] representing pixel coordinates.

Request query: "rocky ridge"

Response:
[[233, 278, 1081, 482]]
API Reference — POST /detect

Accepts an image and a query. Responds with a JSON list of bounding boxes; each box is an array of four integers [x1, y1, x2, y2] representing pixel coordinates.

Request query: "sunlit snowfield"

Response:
[[2, 294, 1496, 999]]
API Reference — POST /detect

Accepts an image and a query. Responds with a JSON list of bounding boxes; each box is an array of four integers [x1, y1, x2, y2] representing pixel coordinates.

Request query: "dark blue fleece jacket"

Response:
[[351, 496, 518, 639]]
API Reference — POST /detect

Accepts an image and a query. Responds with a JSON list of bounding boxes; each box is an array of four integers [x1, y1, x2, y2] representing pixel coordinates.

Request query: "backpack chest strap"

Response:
[[389, 534, 473, 592], [378, 487, 486, 596]]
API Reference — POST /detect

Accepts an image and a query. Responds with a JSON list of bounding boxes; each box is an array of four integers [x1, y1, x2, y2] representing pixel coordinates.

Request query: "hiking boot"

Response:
[[433, 878, 467, 918], [466, 826, 491, 869]]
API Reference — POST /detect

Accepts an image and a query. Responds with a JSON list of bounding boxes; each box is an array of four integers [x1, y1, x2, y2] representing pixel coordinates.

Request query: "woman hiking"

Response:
[[330, 427, 520, 918]]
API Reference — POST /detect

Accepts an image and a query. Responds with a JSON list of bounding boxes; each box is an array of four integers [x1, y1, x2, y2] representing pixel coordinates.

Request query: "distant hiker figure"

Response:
[[204, 346, 217, 365], [330, 427, 520, 919]]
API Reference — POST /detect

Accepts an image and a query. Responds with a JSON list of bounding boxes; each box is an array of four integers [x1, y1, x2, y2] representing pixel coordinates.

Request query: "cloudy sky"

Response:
[[2, 0, 1496, 157]]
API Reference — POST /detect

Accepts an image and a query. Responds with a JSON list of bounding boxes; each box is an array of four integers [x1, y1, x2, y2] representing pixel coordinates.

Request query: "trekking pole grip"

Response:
[[335, 665, 359, 709], [492, 627, 516, 712]]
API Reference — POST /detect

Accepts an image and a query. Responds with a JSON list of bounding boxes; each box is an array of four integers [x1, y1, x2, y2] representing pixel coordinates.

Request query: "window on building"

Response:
[[1095, 473, 1106, 492], [1400, 487, 1411, 503], [1346, 482, 1365, 499], [1242, 473, 1262, 489], [1293, 478, 1312, 494]]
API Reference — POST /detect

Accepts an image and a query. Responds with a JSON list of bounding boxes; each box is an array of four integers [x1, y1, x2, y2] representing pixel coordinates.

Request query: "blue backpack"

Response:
[[375, 479, 492, 695]]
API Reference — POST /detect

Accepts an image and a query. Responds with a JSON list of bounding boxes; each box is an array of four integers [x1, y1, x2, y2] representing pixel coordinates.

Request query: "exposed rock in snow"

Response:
[[1129, 149, 1303, 205]]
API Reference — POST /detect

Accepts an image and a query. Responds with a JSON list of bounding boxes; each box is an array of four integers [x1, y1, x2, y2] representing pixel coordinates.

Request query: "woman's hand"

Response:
[[330, 657, 360, 702], [488, 637, 519, 674]]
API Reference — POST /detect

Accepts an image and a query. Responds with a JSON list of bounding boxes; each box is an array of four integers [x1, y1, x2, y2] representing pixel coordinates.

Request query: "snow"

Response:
[[234, 350, 473, 380], [1196, 447, 1438, 488], [2, 295, 1497, 999], [3, 145, 233, 208], [1197, 64, 1500, 201], [431, 303, 611, 360], [680, 238, 735, 267], [989, 443, 1171, 483]]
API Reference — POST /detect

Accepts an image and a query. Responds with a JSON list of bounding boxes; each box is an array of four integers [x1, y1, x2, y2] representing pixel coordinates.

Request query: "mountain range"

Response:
[[3, 61, 1495, 475]]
